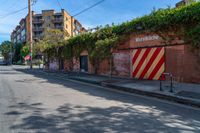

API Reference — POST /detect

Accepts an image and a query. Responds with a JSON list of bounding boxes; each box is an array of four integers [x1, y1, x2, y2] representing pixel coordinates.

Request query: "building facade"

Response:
[[62, 33, 200, 84], [11, 18, 26, 45], [11, 9, 86, 44], [176, 0, 197, 7]]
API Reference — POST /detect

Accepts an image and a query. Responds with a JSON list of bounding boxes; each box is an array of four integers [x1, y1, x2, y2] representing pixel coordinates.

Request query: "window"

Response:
[[74, 30, 79, 35], [46, 16, 51, 21], [21, 29, 25, 36]]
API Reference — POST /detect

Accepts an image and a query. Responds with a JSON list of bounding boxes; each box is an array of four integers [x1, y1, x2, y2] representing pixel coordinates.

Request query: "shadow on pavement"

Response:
[[5, 69, 200, 132], [5, 102, 200, 133]]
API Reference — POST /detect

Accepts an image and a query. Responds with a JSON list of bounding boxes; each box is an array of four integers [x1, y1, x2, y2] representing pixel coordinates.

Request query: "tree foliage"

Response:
[[13, 43, 23, 63], [21, 44, 30, 59], [0, 41, 13, 61], [36, 1, 200, 67]]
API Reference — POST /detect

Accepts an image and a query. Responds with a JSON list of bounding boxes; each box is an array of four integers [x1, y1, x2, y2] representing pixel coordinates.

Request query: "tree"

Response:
[[13, 43, 23, 63], [21, 44, 30, 59], [35, 29, 66, 68], [0, 41, 13, 61]]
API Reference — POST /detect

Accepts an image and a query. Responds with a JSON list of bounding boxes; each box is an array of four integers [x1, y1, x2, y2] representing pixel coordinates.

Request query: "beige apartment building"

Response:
[[11, 9, 86, 44], [176, 0, 197, 7]]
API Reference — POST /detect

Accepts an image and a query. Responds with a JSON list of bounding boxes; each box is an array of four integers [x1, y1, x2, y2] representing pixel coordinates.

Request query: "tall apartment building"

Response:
[[11, 9, 86, 44], [11, 18, 26, 44], [176, 0, 197, 7]]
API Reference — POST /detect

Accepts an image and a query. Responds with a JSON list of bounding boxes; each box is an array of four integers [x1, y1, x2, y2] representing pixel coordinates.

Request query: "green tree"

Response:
[[0, 41, 13, 61], [21, 44, 30, 59], [13, 43, 23, 63], [35, 29, 66, 67]]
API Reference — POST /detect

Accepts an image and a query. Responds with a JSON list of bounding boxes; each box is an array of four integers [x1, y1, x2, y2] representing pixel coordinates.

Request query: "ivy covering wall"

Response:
[[36, 2, 200, 68]]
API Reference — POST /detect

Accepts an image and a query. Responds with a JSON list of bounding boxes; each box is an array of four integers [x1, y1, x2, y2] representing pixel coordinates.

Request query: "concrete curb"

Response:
[[69, 77, 102, 85], [105, 84, 200, 108], [70, 77, 200, 108]]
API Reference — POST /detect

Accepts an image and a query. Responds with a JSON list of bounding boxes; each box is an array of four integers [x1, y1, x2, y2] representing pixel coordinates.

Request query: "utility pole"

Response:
[[10, 42, 12, 65], [28, 0, 33, 69], [71, 16, 73, 37]]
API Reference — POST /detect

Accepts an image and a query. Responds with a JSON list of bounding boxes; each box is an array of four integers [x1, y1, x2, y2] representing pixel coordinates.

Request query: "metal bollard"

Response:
[[160, 75, 163, 91], [170, 74, 173, 93]]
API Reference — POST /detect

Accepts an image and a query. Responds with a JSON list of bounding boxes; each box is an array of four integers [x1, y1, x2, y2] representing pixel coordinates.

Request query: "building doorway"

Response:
[[80, 56, 88, 72], [59, 59, 64, 70]]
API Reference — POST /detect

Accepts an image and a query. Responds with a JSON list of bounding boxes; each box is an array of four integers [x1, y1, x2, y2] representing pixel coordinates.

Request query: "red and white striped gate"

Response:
[[132, 47, 165, 80]]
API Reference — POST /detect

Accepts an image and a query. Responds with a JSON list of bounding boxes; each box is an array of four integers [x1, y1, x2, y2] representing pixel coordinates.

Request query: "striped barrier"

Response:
[[132, 47, 165, 80]]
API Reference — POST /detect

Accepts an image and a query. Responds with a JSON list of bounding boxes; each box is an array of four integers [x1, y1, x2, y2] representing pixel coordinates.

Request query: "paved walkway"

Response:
[[69, 73, 200, 93], [67, 72, 200, 107]]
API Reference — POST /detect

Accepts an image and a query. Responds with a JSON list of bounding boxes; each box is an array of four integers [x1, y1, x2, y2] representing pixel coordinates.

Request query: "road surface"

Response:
[[0, 65, 200, 133]]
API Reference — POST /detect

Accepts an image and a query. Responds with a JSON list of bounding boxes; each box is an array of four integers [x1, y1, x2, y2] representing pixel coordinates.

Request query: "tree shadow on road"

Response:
[[5, 102, 200, 133], [7, 69, 200, 133]]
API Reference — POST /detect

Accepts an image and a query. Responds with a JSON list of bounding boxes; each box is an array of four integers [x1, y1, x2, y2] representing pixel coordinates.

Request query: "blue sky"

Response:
[[0, 0, 180, 43]]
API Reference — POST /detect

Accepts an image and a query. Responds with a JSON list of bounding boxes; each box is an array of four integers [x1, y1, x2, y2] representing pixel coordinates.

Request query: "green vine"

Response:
[[36, 2, 200, 68]]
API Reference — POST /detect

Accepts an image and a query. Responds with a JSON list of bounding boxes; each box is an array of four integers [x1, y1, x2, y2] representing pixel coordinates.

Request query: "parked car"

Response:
[[0, 61, 7, 65]]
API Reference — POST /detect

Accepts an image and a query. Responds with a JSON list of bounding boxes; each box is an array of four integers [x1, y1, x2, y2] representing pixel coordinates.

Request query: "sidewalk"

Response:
[[68, 73, 200, 108]]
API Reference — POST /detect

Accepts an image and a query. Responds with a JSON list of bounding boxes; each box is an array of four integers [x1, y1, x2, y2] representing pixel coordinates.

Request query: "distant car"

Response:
[[0, 61, 9, 65]]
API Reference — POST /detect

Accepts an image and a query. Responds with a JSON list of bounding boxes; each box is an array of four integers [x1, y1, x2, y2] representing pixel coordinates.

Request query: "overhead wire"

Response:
[[56, 0, 63, 9], [72, 0, 106, 17], [0, 7, 28, 18], [69, 0, 97, 14], [0, 1, 37, 19]]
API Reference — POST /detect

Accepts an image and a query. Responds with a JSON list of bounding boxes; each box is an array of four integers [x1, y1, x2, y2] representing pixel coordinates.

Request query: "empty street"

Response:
[[0, 65, 200, 133]]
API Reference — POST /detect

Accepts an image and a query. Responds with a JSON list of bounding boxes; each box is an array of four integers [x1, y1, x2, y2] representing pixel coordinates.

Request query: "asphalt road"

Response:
[[0, 65, 200, 133]]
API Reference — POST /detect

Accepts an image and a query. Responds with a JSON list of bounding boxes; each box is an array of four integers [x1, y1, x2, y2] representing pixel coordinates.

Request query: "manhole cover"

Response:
[[176, 91, 200, 100]]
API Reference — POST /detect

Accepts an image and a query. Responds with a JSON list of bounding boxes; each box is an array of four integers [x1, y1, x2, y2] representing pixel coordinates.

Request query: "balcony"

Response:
[[33, 27, 44, 32], [33, 34, 44, 40], [33, 19, 44, 24], [55, 25, 63, 30], [52, 18, 63, 23]]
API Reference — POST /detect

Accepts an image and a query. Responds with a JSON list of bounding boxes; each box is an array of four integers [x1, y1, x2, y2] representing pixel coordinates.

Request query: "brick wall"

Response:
[[129, 33, 200, 83], [112, 52, 130, 77], [182, 45, 200, 83], [165, 45, 200, 83], [63, 33, 200, 83], [64, 59, 73, 71]]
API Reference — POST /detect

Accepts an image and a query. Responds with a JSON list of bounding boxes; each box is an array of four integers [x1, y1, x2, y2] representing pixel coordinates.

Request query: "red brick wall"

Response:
[[64, 59, 73, 71], [73, 57, 80, 72], [128, 33, 200, 83], [165, 45, 185, 82], [182, 46, 200, 83], [165, 45, 200, 83], [90, 52, 131, 77], [64, 58, 80, 72], [112, 52, 130, 77], [63, 33, 200, 83], [97, 59, 110, 75]]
